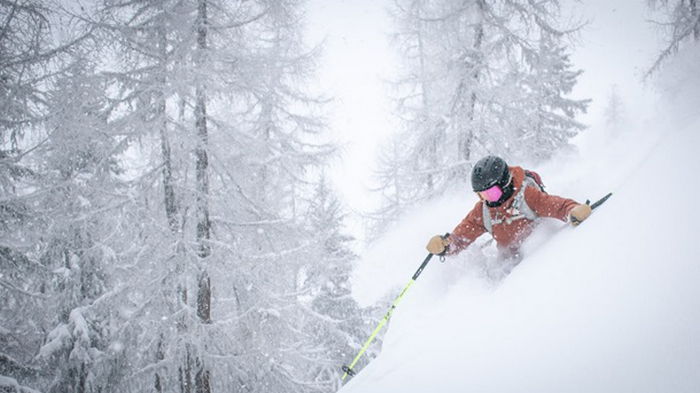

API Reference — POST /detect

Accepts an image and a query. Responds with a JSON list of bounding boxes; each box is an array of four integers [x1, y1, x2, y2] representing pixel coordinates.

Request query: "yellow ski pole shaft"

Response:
[[341, 278, 415, 380], [342, 251, 439, 381]]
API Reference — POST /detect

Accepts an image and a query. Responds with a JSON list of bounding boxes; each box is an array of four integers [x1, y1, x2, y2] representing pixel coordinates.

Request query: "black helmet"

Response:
[[471, 155, 510, 192]]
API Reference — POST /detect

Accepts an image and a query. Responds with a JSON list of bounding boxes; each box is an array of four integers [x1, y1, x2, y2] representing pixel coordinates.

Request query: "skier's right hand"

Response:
[[426, 234, 450, 255]]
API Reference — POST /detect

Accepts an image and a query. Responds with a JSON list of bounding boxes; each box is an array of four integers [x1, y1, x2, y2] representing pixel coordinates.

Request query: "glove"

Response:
[[426, 234, 450, 255], [569, 203, 592, 226]]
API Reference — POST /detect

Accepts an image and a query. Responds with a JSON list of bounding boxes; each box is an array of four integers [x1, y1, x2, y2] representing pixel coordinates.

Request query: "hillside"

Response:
[[342, 88, 700, 392]]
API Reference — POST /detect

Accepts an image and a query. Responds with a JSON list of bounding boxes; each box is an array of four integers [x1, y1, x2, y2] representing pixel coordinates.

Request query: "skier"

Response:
[[426, 155, 592, 261]]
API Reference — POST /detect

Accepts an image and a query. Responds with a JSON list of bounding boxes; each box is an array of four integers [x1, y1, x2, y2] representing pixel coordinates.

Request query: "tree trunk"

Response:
[[194, 1, 212, 392], [457, 0, 484, 176], [691, 0, 700, 40], [195, 0, 212, 320], [158, 13, 176, 233], [160, 102, 177, 233], [195, 357, 212, 393], [155, 335, 165, 393], [156, 17, 177, 393], [179, 345, 193, 393], [414, 5, 436, 192], [197, 272, 211, 322], [195, 0, 211, 261]]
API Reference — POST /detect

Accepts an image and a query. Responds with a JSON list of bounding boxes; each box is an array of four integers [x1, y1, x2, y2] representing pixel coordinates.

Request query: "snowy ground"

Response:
[[341, 46, 700, 392]]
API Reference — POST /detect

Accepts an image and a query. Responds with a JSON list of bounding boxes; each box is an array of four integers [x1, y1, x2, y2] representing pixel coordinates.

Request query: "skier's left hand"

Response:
[[569, 203, 592, 226]]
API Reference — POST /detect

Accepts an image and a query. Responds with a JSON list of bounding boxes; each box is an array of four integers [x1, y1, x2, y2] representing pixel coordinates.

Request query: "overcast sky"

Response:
[[305, 0, 397, 216]]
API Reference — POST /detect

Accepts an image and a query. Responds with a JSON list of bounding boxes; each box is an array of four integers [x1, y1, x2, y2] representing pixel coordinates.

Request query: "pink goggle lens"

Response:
[[479, 185, 503, 202]]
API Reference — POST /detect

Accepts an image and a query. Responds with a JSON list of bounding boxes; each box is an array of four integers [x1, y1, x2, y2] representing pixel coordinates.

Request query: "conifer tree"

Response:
[[0, 3, 110, 392], [71, 1, 358, 392], [301, 177, 368, 391], [373, 0, 588, 231], [604, 84, 625, 134], [647, 0, 700, 76], [2, 1, 367, 392]]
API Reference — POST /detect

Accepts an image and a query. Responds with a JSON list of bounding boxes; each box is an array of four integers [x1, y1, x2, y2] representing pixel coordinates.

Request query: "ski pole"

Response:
[[571, 192, 613, 225], [589, 192, 612, 210], [341, 236, 447, 381]]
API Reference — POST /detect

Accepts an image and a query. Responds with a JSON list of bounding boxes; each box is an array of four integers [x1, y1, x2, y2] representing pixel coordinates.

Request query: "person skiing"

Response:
[[426, 155, 592, 261]]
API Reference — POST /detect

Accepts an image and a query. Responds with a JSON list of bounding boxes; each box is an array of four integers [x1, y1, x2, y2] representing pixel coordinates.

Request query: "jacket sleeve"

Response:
[[448, 201, 487, 255], [524, 186, 580, 222]]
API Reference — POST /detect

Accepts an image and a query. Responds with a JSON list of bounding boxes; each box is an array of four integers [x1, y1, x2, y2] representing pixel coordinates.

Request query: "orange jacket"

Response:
[[449, 166, 579, 255]]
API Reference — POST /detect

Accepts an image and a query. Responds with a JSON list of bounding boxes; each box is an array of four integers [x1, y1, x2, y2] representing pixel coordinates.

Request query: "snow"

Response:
[[69, 308, 90, 342], [341, 57, 700, 393], [109, 341, 124, 354], [52, 267, 71, 277], [0, 375, 41, 393], [38, 323, 70, 359], [259, 308, 282, 319], [0, 376, 20, 390]]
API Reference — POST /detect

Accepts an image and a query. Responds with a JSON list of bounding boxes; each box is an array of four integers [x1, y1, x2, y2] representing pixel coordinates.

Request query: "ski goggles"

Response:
[[478, 185, 503, 202]]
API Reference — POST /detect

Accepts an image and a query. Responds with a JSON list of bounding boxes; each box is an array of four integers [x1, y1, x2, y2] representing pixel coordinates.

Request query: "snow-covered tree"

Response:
[[60, 1, 358, 392], [31, 52, 126, 393], [367, 135, 418, 238], [647, 0, 700, 76], [372, 0, 588, 231], [0, 3, 111, 393], [604, 84, 626, 134], [3, 1, 364, 392], [297, 177, 369, 391]]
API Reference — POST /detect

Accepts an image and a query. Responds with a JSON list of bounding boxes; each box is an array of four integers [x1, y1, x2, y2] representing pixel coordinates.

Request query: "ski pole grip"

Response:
[[435, 232, 451, 259], [413, 234, 448, 280]]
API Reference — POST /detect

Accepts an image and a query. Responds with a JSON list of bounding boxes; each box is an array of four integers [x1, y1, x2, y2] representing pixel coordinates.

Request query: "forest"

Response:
[[1, 1, 697, 392]]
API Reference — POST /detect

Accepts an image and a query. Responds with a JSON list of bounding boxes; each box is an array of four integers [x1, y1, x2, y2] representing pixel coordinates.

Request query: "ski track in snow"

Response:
[[342, 116, 700, 391]]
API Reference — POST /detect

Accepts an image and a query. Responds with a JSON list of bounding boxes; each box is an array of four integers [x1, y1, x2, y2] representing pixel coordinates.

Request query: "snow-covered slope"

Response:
[[342, 106, 700, 391]]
